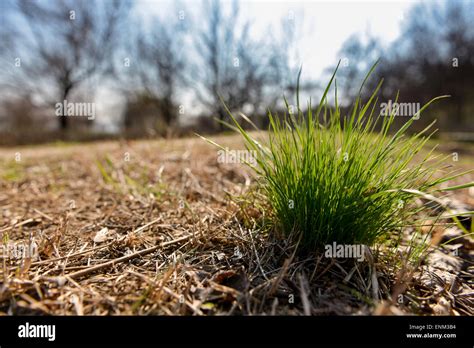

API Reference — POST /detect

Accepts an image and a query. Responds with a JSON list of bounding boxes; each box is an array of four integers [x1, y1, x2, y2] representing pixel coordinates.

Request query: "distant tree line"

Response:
[[1, 0, 304, 138], [336, 0, 474, 132], [0, 0, 473, 143]]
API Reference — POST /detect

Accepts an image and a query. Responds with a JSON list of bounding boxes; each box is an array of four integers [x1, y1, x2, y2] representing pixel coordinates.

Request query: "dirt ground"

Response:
[[0, 134, 473, 315]]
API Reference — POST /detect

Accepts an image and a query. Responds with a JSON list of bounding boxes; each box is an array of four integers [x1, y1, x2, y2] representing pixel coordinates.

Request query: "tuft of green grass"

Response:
[[201, 62, 474, 251], [0, 160, 26, 182], [96, 155, 166, 198]]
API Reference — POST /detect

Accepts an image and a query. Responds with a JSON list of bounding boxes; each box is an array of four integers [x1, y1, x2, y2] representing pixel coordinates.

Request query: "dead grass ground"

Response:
[[0, 134, 473, 315]]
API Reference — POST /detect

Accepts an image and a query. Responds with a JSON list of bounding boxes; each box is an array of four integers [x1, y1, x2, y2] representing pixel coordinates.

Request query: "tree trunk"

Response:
[[162, 98, 174, 127], [59, 112, 68, 130], [59, 86, 72, 131], [218, 108, 226, 131]]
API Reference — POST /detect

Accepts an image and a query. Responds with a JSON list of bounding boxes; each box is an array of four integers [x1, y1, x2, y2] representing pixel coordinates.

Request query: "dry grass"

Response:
[[0, 134, 473, 315]]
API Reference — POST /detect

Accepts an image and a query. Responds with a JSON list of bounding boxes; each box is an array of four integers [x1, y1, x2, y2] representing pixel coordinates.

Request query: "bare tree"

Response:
[[192, 0, 281, 129], [381, 0, 474, 127], [128, 11, 187, 131], [336, 32, 381, 102], [1, 0, 130, 131], [335, 1, 474, 131]]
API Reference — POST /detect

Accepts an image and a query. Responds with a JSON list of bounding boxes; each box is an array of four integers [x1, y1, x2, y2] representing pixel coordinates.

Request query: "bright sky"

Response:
[[133, 0, 416, 78], [85, 0, 421, 131], [244, 0, 416, 77], [1, 0, 420, 131]]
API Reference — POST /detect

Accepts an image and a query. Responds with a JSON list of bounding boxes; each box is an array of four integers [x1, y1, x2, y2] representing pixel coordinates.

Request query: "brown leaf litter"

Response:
[[0, 134, 473, 315]]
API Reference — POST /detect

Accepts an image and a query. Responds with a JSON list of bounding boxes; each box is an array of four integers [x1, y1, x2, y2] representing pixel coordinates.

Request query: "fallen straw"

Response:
[[43, 234, 192, 283]]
